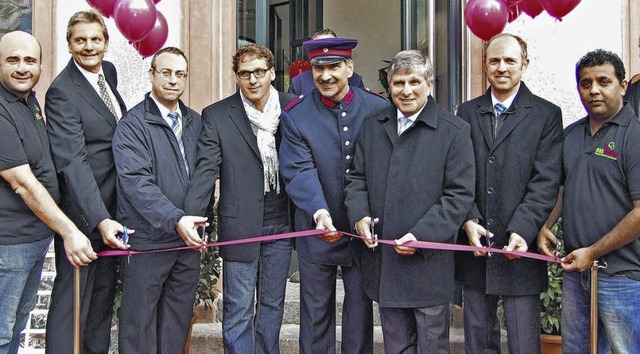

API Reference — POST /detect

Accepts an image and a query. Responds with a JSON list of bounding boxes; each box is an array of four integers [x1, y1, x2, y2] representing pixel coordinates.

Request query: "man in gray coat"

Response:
[[345, 50, 475, 353]]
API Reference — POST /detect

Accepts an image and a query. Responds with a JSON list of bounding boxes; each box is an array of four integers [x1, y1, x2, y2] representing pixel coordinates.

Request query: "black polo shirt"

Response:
[[562, 103, 640, 280], [0, 84, 58, 245]]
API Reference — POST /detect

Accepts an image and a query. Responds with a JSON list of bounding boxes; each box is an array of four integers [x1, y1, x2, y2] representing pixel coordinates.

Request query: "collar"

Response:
[[396, 102, 427, 123], [491, 90, 518, 113], [0, 83, 33, 103], [73, 60, 105, 85], [320, 88, 354, 108], [585, 102, 634, 133]]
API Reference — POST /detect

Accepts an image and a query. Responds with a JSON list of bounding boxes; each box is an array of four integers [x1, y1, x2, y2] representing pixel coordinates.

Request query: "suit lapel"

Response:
[[475, 93, 494, 149], [493, 85, 533, 148], [381, 106, 399, 146], [229, 92, 261, 158], [67, 59, 117, 129]]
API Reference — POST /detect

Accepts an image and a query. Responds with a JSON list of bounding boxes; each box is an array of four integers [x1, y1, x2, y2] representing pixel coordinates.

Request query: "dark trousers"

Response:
[[379, 304, 450, 354], [46, 235, 118, 354], [463, 286, 541, 354], [298, 255, 373, 354], [118, 249, 200, 354]]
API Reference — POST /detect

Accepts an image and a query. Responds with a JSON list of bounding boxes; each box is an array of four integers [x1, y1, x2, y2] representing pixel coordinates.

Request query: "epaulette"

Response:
[[363, 87, 389, 100], [284, 94, 307, 111]]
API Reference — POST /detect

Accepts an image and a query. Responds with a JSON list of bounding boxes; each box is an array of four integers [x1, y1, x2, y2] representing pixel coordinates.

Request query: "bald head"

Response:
[[0, 31, 42, 98]]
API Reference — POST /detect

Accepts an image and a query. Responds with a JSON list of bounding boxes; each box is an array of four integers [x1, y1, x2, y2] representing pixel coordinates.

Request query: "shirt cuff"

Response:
[[313, 209, 330, 224]]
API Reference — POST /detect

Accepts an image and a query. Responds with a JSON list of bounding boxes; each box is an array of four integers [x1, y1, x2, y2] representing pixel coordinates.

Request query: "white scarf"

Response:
[[241, 85, 281, 194]]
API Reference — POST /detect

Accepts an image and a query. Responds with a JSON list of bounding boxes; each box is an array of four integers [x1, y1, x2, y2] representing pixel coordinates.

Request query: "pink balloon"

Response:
[[113, 0, 157, 42], [465, 0, 509, 41], [86, 0, 118, 17], [519, 0, 544, 18], [133, 11, 168, 58], [153, 0, 161, 3], [539, 0, 581, 20]]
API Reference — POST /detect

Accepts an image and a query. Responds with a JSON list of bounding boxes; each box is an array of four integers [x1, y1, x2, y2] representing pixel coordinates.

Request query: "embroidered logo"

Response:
[[594, 141, 618, 160], [34, 105, 43, 120]]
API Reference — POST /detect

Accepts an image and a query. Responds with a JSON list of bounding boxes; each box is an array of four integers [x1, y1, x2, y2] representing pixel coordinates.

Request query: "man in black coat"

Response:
[[345, 50, 475, 353], [455, 33, 563, 353], [45, 11, 129, 354], [184, 44, 295, 354]]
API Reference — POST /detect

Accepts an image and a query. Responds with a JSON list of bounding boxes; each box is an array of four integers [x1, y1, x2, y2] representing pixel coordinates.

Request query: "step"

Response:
[[188, 323, 506, 353]]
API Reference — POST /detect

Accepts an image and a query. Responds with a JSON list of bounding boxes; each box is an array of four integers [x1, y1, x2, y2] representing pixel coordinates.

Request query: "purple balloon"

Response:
[[86, 0, 118, 17], [133, 11, 168, 58], [519, 0, 544, 18], [114, 0, 157, 42], [465, 0, 509, 41]]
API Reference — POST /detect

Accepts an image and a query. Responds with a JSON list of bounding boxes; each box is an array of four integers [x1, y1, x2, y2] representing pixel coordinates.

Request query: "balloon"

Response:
[[519, 0, 544, 18], [86, 0, 118, 17], [133, 10, 168, 58], [289, 60, 310, 79], [539, 0, 581, 20], [465, 0, 509, 41], [153, 0, 161, 3], [113, 0, 157, 42]]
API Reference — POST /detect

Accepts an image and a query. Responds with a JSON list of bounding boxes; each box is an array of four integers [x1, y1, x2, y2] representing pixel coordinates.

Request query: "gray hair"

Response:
[[387, 50, 434, 83]]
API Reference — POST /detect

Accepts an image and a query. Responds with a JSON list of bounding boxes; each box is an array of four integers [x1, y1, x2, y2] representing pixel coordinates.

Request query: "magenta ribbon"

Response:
[[97, 229, 562, 264]]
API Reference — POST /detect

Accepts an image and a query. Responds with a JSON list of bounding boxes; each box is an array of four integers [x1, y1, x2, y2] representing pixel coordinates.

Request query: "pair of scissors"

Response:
[[370, 217, 377, 251], [485, 229, 494, 257], [554, 240, 562, 261], [121, 226, 130, 263]]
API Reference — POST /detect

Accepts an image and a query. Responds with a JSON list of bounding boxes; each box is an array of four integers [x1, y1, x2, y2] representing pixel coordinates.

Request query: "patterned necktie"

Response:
[[398, 116, 412, 136], [168, 111, 188, 173], [98, 74, 119, 120], [493, 103, 507, 138]]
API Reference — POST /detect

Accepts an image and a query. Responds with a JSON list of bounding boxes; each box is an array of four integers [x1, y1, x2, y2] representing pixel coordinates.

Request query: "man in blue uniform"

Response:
[[280, 37, 388, 353]]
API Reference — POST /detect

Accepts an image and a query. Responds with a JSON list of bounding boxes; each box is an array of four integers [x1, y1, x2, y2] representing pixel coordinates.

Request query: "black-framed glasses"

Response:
[[153, 68, 188, 79], [236, 68, 271, 80]]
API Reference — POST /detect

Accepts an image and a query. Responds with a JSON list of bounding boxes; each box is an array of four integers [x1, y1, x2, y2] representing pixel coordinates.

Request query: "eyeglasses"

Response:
[[153, 68, 188, 79], [236, 68, 270, 80]]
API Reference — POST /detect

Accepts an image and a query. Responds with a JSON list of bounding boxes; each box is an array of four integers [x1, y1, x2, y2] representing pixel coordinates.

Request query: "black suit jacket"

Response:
[[45, 59, 126, 242], [455, 83, 563, 295], [624, 80, 640, 117], [184, 91, 295, 262]]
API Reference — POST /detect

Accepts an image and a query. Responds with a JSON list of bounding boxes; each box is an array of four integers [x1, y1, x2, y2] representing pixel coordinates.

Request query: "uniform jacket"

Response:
[[113, 94, 202, 251], [280, 87, 389, 265], [184, 91, 295, 262], [345, 97, 475, 307], [45, 59, 126, 241], [455, 83, 563, 295]]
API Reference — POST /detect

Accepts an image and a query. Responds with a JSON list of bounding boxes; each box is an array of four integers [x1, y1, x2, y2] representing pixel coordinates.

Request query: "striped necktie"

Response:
[[168, 111, 188, 173], [493, 103, 507, 138], [398, 116, 412, 136]]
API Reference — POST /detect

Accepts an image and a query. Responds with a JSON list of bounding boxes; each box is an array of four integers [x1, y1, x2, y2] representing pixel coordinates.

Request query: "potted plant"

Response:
[[539, 220, 563, 354]]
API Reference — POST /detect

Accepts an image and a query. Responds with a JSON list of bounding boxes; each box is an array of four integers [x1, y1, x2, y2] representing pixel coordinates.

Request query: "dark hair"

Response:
[[232, 44, 274, 73], [312, 28, 337, 39], [66, 10, 108, 43], [575, 49, 625, 84], [387, 50, 434, 83], [483, 33, 528, 63], [150, 47, 189, 71]]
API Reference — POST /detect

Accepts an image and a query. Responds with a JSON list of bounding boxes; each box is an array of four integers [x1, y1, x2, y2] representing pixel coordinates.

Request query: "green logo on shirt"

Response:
[[594, 141, 618, 160]]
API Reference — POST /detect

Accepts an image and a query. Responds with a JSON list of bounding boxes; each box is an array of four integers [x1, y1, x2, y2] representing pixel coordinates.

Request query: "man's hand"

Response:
[[355, 216, 378, 248], [537, 226, 558, 257], [98, 218, 133, 250], [177, 216, 208, 249], [504, 232, 528, 260], [316, 213, 341, 243], [562, 247, 596, 272], [394, 233, 417, 256], [463, 219, 492, 257], [63, 231, 97, 267]]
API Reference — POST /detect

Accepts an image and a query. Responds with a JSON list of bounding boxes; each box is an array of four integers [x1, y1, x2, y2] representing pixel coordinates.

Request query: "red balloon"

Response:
[[133, 11, 168, 58], [289, 60, 310, 79], [539, 0, 581, 20], [465, 0, 509, 41], [113, 0, 157, 42], [153, 0, 161, 3], [86, 0, 118, 17], [519, 0, 544, 18]]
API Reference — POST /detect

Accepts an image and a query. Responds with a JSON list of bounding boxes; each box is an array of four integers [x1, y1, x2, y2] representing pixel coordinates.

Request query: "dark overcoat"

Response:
[[184, 91, 295, 262], [345, 97, 475, 307], [455, 83, 563, 295]]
